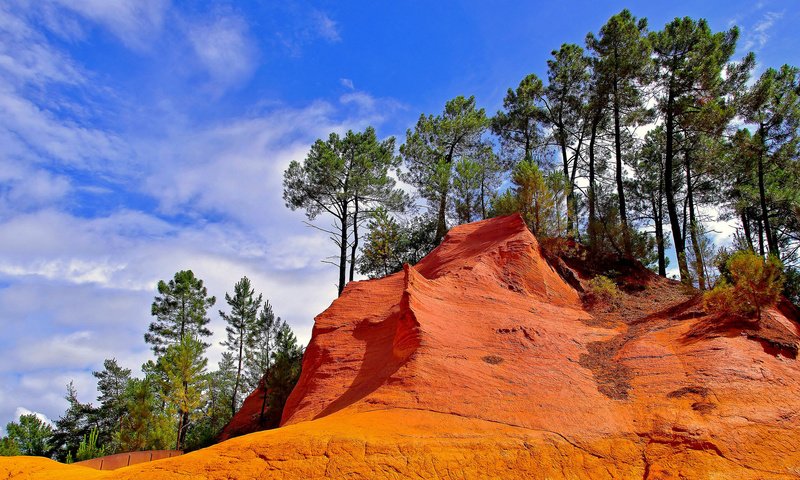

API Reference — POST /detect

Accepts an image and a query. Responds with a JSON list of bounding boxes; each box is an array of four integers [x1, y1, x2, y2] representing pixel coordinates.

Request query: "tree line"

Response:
[[0, 271, 303, 460], [284, 10, 799, 298]]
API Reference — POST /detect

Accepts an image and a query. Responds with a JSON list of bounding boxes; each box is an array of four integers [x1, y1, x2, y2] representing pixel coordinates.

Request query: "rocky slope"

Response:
[[4, 214, 800, 479]]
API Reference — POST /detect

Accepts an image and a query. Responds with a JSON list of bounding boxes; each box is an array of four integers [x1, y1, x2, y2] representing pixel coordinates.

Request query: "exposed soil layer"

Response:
[[4, 214, 800, 479]]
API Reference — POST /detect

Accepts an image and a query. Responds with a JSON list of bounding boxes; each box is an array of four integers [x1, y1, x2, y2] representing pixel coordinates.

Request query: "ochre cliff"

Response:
[[4, 214, 800, 479]]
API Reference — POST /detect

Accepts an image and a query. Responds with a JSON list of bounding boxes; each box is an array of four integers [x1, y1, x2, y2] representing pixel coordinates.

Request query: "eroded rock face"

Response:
[[5, 214, 800, 479]]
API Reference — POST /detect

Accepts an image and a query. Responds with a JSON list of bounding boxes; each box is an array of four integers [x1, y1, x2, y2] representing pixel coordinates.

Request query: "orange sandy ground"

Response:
[[3, 215, 800, 479]]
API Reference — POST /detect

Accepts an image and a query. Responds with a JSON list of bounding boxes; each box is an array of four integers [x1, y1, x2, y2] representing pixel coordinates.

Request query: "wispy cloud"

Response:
[[185, 12, 258, 93], [0, 6, 400, 429], [311, 10, 341, 43], [742, 10, 784, 52], [340, 78, 355, 90], [47, 0, 169, 51]]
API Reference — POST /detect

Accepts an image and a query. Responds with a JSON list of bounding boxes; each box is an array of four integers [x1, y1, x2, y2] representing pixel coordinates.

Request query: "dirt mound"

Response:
[[4, 214, 800, 479]]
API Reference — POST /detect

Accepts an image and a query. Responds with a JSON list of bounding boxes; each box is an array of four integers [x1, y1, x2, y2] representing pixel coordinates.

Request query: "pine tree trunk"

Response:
[[612, 73, 631, 256], [741, 208, 754, 251], [435, 146, 457, 244], [560, 131, 573, 235], [588, 119, 598, 251], [175, 415, 183, 451], [259, 373, 269, 423], [349, 198, 359, 282], [664, 90, 689, 283], [757, 130, 778, 256], [337, 200, 349, 296], [232, 335, 243, 417], [656, 158, 667, 277], [685, 156, 705, 290], [179, 411, 188, 450]]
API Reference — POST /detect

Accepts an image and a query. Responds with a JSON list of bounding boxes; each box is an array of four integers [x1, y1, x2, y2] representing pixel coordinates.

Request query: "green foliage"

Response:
[[75, 428, 106, 461], [220, 276, 262, 416], [585, 276, 622, 305], [50, 382, 99, 462], [357, 208, 405, 278], [182, 361, 236, 452], [159, 336, 208, 450], [4, 414, 53, 457], [263, 323, 304, 428], [400, 95, 488, 242], [705, 251, 784, 319], [284, 127, 407, 296], [146, 270, 216, 354], [782, 267, 800, 306], [244, 301, 280, 391], [0, 436, 20, 456], [491, 158, 562, 238], [451, 145, 502, 223], [358, 212, 438, 279], [492, 73, 545, 163], [92, 358, 131, 453], [116, 377, 175, 452], [703, 280, 739, 317]]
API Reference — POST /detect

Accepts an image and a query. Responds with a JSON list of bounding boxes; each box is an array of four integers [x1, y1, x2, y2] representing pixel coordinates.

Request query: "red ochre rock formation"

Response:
[[217, 377, 273, 442], [4, 214, 800, 479]]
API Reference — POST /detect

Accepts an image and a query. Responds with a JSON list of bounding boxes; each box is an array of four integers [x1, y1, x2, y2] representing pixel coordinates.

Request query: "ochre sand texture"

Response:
[[4, 215, 800, 479]]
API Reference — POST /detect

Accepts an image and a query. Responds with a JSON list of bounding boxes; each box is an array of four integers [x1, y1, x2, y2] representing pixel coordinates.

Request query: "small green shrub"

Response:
[[704, 251, 783, 320], [586, 275, 621, 305], [75, 428, 106, 462], [702, 280, 738, 316], [0, 437, 20, 456]]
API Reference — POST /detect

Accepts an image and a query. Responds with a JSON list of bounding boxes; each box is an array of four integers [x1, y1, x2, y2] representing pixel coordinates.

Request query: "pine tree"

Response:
[[630, 127, 670, 276], [492, 74, 546, 164], [358, 213, 439, 279], [284, 128, 407, 296], [146, 270, 216, 354], [117, 377, 175, 452], [92, 358, 131, 452], [542, 44, 590, 235], [492, 158, 559, 238], [586, 10, 651, 255], [264, 323, 303, 427], [400, 96, 488, 242], [650, 17, 740, 284], [244, 301, 280, 422], [357, 209, 405, 278], [4, 414, 53, 457], [50, 382, 99, 462], [158, 336, 208, 451], [345, 127, 409, 283], [742, 65, 800, 259], [219, 276, 262, 417]]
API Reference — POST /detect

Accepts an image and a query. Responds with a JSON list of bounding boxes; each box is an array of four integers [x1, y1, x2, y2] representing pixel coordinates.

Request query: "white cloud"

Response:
[[13, 408, 54, 427], [311, 10, 340, 43], [185, 13, 258, 92], [742, 11, 784, 52], [0, 1, 407, 432], [0, 4, 84, 86], [0, 88, 129, 171], [48, 0, 169, 51], [0, 160, 72, 213]]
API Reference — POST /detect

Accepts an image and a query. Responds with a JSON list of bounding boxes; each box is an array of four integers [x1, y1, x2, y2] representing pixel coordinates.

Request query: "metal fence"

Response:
[[74, 450, 183, 470]]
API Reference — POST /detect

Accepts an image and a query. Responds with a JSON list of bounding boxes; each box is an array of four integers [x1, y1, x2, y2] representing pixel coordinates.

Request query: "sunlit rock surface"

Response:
[[4, 214, 800, 479]]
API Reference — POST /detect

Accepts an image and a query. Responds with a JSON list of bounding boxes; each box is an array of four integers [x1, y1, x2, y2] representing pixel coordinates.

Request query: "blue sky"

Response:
[[0, 0, 797, 430]]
